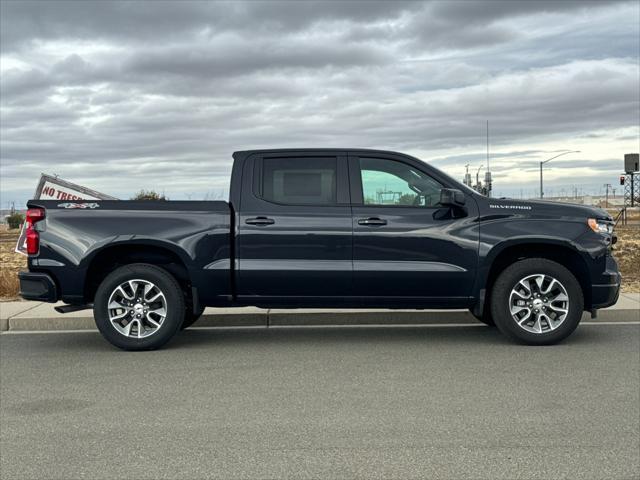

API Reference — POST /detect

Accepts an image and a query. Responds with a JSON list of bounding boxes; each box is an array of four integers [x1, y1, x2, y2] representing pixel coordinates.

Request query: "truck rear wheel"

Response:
[[490, 258, 583, 345], [94, 263, 185, 351]]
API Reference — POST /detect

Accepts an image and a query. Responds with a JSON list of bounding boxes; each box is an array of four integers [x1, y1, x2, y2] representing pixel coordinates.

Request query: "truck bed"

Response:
[[26, 200, 232, 305]]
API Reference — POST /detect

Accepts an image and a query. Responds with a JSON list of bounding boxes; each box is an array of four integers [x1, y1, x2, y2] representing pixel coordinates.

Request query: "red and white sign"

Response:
[[38, 180, 102, 201], [15, 174, 117, 255]]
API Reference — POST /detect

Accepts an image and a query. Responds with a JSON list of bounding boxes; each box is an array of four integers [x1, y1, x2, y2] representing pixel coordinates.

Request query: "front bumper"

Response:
[[590, 256, 621, 309], [18, 271, 58, 302]]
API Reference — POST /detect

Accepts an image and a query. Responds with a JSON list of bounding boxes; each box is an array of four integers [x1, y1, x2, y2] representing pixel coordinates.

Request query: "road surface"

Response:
[[1, 323, 639, 479]]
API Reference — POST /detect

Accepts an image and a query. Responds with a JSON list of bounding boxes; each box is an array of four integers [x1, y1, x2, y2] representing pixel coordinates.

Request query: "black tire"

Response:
[[468, 309, 495, 326], [181, 305, 205, 330], [490, 258, 584, 345], [94, 263, 185, 351]]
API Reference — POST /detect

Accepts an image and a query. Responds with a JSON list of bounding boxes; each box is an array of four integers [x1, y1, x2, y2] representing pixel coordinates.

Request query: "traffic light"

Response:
[[620, 175, 626, 186]]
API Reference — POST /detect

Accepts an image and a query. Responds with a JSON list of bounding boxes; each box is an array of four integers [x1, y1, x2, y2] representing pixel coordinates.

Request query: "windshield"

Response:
[[415, 157, 481, 196]]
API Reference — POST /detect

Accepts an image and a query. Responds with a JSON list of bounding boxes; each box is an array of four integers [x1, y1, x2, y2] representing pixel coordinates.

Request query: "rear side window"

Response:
[[262, 157, 337, 205]]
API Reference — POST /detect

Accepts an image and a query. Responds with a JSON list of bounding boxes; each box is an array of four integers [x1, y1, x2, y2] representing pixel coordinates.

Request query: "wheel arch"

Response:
[[83, 241, 193, 304], [478, 239, 592, 314]]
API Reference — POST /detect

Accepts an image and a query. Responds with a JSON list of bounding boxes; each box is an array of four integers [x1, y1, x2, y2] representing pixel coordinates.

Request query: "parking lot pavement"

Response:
[[1, 324, 639, 479]]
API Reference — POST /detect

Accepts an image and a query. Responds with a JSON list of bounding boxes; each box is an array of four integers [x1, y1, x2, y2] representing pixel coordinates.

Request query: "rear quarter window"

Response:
[[261, 157, 337, 205]]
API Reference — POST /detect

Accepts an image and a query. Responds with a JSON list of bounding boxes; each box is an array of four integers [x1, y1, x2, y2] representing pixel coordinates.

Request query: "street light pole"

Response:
[[539, 150, 581, 199]]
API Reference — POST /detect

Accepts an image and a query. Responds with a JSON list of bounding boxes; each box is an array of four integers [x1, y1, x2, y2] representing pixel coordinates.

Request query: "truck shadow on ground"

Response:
[[4, 323, 609, 353], [168, 323, 601, 349]]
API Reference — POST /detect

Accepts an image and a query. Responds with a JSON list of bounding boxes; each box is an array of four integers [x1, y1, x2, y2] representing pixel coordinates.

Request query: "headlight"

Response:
[[588, 218, 613, 234]]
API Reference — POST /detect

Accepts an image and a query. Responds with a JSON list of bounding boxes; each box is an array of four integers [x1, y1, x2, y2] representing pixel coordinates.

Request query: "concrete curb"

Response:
[[1, 293, 638, 332]]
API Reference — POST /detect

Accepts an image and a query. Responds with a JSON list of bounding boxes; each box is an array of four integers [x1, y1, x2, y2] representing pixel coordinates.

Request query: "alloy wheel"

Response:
[[508, 274, 570, 334], [107, 279, 167, 338]]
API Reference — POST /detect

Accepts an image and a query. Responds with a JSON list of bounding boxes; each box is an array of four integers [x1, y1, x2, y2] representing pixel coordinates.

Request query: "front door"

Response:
[[237, 152, 352, 302], [349, 154, 478, 304]]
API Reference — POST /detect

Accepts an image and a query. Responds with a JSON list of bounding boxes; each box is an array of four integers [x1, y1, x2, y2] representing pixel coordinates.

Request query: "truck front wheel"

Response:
[[490, 258, 584, 345], [93, 263, 185, 351]]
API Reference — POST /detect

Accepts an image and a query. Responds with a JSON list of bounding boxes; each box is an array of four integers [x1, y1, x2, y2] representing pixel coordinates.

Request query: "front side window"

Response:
[[262, 157, 337, 205], [359, 157, 442, 207]]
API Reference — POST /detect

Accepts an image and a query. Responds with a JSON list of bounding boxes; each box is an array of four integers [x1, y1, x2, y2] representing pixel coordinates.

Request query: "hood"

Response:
[[482, 197, 611, 221]]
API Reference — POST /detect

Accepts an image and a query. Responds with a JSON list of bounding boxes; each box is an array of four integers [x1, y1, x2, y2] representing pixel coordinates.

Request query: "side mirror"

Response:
[[440, 188, 466, 207]]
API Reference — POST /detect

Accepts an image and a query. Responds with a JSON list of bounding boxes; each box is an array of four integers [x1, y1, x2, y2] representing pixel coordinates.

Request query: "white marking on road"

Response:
[[1, 329, 98, 334], [191, 322, 640, 329], [582, 321, 640, 325]]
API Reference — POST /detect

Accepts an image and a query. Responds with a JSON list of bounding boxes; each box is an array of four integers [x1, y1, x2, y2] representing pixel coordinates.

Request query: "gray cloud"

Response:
[[1, 0, 638, 204], [430, 0, 621, 23], [0, 1, 418, 54], [2, 0, 629, 54]]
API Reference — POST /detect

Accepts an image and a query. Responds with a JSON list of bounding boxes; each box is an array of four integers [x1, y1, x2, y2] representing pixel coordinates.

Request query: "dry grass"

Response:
[[0, 223, 638, 301], [624, 209, 640, 220], [0, 225, 26, 300], [0, 270, 21, 300], [613, 226, 640, 293], [605, 207, 640, 223]]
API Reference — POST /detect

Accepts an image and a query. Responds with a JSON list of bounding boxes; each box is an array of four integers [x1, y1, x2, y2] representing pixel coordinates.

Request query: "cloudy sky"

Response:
[[1, 0, 638, 205]]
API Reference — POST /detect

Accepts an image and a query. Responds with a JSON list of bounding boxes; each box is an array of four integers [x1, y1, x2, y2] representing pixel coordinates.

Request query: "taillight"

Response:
[[25, 208, 45, 255]]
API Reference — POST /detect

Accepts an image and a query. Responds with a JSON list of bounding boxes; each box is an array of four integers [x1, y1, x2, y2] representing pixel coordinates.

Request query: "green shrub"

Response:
[[131, 190, 169, 201], [6, 212, 25, 229]]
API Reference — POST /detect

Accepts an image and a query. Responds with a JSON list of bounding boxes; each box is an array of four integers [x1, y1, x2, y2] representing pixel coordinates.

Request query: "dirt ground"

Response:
[[613, 226, 640, 292], [0, 225, 25, 300], [1, 223, 639, 300]]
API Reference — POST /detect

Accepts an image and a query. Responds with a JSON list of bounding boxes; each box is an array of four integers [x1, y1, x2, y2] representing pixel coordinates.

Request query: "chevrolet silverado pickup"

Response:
[[19, 149, 621, 350]]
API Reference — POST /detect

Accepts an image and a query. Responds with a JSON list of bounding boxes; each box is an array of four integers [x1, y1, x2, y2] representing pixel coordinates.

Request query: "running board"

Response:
[[54, 304, 92, 314]]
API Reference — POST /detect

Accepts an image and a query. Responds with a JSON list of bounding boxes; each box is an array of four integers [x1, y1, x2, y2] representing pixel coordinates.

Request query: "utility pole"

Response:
[[604, 183, 611, 208], [539, 150, 581, 198]]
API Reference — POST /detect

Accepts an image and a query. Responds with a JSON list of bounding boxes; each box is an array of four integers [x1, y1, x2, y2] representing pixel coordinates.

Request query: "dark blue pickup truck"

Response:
[[19, 149, 620, 350]]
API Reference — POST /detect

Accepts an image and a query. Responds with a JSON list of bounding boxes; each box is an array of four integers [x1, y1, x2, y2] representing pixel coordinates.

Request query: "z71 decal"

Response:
[[57, 202, 100, 209]]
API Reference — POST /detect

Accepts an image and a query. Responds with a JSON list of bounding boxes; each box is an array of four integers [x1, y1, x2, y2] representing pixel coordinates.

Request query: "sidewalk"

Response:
[[1, 293, 638, 331]]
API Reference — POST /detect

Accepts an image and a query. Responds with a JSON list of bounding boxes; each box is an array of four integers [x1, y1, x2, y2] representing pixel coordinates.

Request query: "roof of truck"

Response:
[[234, 148, 404, 155]]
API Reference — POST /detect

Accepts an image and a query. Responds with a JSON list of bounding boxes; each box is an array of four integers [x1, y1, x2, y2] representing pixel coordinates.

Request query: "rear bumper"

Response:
[[590, 256, 621, 309], [18, 271, 58, 302]]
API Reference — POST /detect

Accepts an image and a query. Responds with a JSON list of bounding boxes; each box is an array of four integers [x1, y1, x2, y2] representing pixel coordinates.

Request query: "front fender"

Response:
[[481, 235, 590, 272], [472, 217, 601, 312]]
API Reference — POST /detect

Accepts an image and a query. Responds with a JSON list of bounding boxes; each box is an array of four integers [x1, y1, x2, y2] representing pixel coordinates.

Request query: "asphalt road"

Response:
[[1, 324, 639, 479]]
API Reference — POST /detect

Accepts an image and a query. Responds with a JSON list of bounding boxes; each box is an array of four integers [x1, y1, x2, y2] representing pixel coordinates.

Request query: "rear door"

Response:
[[237, 151, 352, 302], [349, 153, 478, 305]]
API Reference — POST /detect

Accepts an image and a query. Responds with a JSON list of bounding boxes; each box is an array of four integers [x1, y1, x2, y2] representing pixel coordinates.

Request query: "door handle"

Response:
[[358, 217, 387, 226], [245, 217, 275, 226]]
